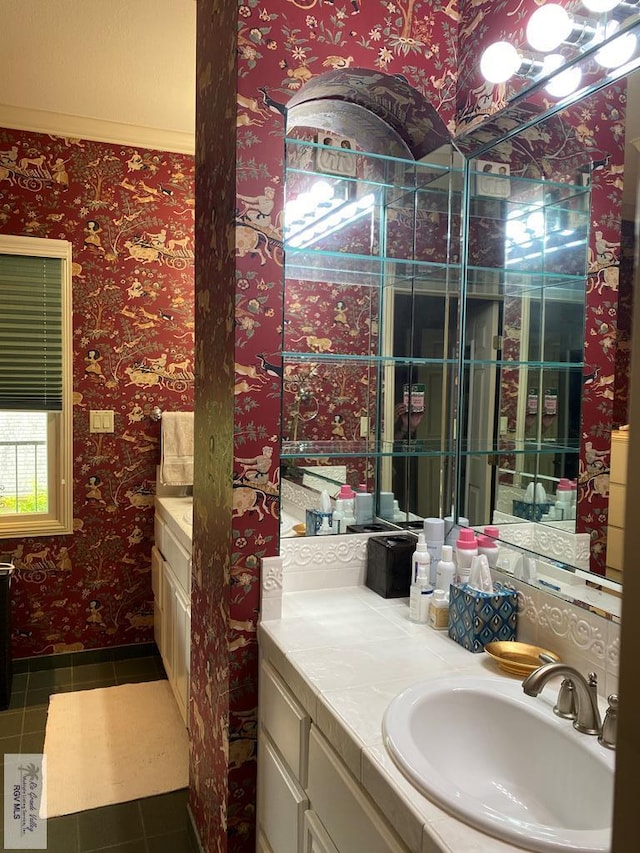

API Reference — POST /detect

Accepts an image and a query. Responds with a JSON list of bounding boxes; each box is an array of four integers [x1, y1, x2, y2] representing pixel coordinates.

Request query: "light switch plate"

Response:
[[89, 410, 115, 433]]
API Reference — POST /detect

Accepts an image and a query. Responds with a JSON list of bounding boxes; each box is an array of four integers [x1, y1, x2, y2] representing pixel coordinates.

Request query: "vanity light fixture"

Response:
[[542, 54, 583, 96], [479, 41, 541, 84], [594, 19, 638, 66], [581, 0, 623, 11], [526, 5, 574, 52], [286, 191, 375, 249]]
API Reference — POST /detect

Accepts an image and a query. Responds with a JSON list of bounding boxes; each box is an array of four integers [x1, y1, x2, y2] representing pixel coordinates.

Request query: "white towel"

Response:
[[160, 412, 194, 485]]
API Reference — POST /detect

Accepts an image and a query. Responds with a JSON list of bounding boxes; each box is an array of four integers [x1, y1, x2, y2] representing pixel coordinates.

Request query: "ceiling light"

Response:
[[581, 0, 622, 11], [595, 21, 638, 67], [480, 42, 523, 83], [527, 5, 573, 52]]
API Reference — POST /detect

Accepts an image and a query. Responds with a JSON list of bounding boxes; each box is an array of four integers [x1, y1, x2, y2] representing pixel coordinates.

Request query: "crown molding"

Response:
[[0, 103, 194, 155]]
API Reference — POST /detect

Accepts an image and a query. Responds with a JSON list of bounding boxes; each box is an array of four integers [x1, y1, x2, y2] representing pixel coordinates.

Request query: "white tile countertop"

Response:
[[155, 496, 193, 551], [258, 585, 606, 853]]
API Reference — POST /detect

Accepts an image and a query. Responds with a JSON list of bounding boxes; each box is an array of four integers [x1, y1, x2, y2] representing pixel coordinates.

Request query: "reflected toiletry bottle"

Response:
[[409, 561, 432, 624], [477, 535, 499, 569], [483, 525, 500, 539], [379, 491, 395, 520], [317, 516, 333, 535], [338, 484, 356, 529], [392, 500, 405, 522], [455, 528, 478, 584], [444, 515, 470, 546], [428, 589, 449, 630], [423, 517, 445, 586], [435, 544, 456, 594], [332, 498, 345, 534], [355, 483, 374, 525]]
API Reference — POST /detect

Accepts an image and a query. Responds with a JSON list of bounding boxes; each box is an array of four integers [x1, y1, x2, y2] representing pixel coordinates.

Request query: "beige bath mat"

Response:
[[43, 679, 189, 817]]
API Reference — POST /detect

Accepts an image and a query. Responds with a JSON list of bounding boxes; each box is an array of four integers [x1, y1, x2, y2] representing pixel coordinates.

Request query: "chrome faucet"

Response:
[[522, 663, 602, 735]]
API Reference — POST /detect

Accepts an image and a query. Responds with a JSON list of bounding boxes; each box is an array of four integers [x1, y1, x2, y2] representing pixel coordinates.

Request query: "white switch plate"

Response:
[[89, 410, 115, 433]]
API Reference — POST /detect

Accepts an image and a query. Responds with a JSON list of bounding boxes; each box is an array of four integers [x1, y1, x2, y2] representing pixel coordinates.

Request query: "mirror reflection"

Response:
[[279, 55, 640, 603]]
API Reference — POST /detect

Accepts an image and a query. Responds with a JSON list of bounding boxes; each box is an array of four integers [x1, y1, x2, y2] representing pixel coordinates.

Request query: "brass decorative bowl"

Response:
[[484, 641, 560, 676], [292, 523, 306, 536]]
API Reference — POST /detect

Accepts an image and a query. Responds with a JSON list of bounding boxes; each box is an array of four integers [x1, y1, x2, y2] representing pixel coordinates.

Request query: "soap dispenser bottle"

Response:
[[354, 483, 374, 525]]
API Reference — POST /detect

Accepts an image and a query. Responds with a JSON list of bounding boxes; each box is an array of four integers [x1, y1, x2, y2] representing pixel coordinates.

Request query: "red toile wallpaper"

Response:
[[0, 127, 195, 656], [191, 0, 629, 849]]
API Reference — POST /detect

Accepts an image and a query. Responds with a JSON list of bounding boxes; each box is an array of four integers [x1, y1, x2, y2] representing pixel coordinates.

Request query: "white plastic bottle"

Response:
[[332, 498, 345, 534], [411, 532, 431, 585], [409, 562, 433, 623], [435, 544, 456, 593], [477, 535, 499, 568], [423, 518, 445, 586], [355, 483, 374, 525], [428, 589, 449, 630], [455, 527, 478, 584]]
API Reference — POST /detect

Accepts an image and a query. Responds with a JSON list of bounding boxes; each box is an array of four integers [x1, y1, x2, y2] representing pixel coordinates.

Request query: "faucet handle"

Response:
[[554, 677, 577, 720], [598, 694, 618, 750]]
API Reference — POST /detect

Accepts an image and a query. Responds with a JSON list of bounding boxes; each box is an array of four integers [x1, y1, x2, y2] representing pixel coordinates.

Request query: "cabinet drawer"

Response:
[[304, 810, 339, 853], [260, 660, 310, 786], [163, 525, 191, 595], [258, 730, 308, 853], [608, 483, 626, 529], [610, 433, 628, 485], [607, 525, 624, 571], [256, 832, 274, 853], [307, 726, 408, 853]]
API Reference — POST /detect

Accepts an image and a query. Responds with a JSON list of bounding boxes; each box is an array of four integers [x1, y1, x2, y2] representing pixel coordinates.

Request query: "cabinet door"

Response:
[[173, 585, 190, 725], [307, 726, 408, 853], [303, 811, 339, 853], [151, 546, 164, 652], [258, 729, 308, 853], [260, 660, 310, 786], [160, 567, 175, 682]]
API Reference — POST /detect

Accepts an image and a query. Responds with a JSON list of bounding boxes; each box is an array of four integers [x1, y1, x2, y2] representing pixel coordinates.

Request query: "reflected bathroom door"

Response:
[[464, 300, 499, 524]]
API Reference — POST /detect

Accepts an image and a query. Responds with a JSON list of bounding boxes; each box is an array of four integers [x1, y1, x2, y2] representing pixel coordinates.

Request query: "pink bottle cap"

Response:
[[338, 484, 355, 499], [456, 528, 477, 550], [557, 479, 571, 492], [357, 484, 367, 492], [477, 535, 497, 550], [483, 526, 500, 539]]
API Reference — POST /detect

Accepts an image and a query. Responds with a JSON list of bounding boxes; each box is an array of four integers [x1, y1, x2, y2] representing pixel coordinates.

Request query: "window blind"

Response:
[[0, 253, 63, 411]]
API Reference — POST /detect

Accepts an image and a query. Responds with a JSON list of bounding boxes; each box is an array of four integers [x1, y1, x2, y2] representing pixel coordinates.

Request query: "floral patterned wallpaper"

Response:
[[0, 127, 195, 656]]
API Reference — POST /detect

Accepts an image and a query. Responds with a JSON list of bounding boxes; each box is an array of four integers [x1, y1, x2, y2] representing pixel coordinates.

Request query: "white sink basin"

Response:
[[383, 676, 614, 852]]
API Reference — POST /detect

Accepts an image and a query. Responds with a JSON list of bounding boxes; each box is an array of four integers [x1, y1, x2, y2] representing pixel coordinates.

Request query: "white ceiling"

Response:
[[0, 1, 637, 202], [0, 0, 196, 153]]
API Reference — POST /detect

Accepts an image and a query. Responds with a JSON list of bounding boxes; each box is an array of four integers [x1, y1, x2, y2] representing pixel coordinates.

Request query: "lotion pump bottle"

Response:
[[409, 561, 432, 624]]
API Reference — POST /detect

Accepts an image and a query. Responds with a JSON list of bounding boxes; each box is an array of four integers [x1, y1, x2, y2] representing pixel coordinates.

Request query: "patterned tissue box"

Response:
[[448, 583, 517, 653]]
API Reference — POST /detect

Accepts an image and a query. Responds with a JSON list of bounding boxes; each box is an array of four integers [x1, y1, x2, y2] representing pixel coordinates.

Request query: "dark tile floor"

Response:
[[0, 651, 197, 853]]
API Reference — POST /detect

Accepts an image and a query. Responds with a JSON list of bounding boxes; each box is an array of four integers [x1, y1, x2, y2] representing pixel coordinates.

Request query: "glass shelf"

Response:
[[285, 247, 460, 292], [283, 352, 459, 366], [281, 438, 457, 458], [465, 265, 588, 294]]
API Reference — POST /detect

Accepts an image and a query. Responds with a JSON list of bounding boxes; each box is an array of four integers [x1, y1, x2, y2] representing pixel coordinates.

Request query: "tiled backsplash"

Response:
[[262, 533, 620, 698]]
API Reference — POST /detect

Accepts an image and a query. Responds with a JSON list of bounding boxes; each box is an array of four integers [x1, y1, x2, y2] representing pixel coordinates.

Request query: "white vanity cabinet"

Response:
[[153, 498, 192, 726], [256, 654, 410, 853]]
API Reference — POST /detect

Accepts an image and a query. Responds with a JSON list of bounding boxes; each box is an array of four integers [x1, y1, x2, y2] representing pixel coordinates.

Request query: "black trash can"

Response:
[[0, 563, 14, 711]]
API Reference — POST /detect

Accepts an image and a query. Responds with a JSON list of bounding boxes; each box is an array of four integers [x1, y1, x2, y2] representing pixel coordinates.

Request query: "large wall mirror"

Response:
[[278, 19, 640, 612]]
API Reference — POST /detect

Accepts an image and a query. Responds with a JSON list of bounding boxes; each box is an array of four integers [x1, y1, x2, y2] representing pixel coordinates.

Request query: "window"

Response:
[[0, 236, 73, 537]]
